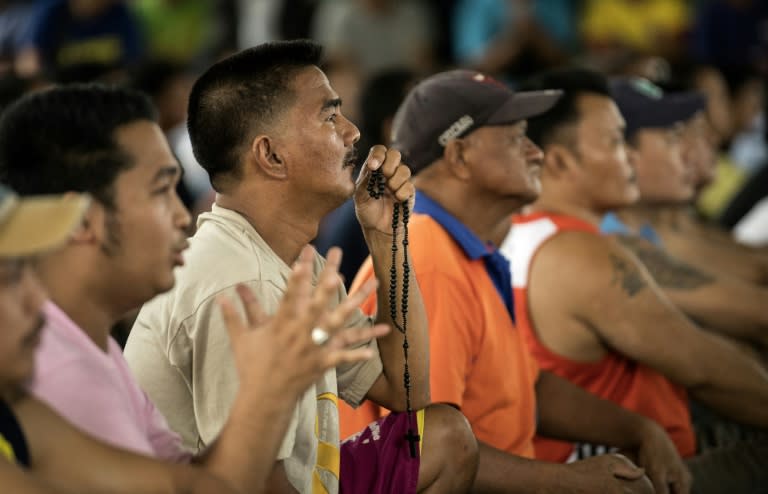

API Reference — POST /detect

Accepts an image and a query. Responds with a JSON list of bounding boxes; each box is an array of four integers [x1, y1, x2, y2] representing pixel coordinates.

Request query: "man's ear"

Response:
[[542, 143, 578, 178], [249, 134, 287, 179], [443, 139, 472, 181], [70, 201, 105, 245]]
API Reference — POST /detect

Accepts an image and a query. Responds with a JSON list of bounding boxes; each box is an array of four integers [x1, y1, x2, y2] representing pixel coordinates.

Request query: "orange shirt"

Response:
[[506, 212, 696, 460], [342, 209, 539, 457]]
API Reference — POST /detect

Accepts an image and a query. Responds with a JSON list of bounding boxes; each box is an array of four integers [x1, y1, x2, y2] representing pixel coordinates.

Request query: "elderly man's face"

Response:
[[460, 120, 545, 205]]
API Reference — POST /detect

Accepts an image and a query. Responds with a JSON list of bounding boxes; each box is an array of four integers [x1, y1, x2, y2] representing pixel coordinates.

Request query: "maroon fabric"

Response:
[[340, 411, 421, 494]]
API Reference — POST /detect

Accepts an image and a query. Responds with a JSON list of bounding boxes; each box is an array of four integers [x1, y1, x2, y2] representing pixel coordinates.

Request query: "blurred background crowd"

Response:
[[0, 0, 765, 274]]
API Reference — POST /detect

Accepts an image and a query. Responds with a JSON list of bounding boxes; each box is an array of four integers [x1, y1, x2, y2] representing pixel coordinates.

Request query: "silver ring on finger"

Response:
[[311, 327, 330, 346]]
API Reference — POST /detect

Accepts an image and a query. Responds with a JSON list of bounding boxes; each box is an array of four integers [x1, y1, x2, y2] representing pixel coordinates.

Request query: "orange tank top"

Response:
[[502, 212, 696, 461]]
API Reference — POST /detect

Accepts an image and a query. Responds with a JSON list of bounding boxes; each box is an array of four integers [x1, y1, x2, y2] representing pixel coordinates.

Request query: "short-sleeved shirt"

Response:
[[125, 204, 382, 494], [349, 193, 540, 457], [27, 301, 189, 462], [0, 399, 29, 467]]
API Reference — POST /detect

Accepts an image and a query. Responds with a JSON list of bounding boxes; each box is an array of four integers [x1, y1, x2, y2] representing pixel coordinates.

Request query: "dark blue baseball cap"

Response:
[[610, 78, 706, 138]]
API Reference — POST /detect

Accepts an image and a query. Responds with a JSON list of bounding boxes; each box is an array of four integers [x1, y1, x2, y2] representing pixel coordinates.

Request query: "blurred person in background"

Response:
[[0, 0, 37, 75], [130, 0, 216, 66], [452, 0, 576, 82], [580, 0, 690, 70], [15, 0, 143, 81], [691, 0, 768, 74], [313, 0, 436, 78]]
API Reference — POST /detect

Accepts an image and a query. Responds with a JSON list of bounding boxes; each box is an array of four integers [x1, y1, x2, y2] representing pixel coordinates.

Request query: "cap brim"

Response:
[[0, 194, 90, 257], [487, 89, 563, 125], [656, 92, 706, 127]]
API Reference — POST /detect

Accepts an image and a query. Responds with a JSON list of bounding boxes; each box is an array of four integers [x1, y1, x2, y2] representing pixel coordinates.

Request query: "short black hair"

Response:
[[0, 83, 158, 209], [520, 67, 611, 150], [187, 39, 323, 191]]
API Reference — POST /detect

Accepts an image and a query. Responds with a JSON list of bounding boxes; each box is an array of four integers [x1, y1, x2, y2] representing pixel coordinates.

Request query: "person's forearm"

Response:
[[535, 372, 646, 450], [666, 281, 768, 346], [195, 385, 295, 493], [691, 334, 768, 427], [365, 228, 430, 410], [476, 441, 592, 494]]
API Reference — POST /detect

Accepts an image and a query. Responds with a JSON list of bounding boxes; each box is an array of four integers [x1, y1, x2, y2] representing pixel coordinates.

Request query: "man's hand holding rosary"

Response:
[[353, 145, 429, 458]]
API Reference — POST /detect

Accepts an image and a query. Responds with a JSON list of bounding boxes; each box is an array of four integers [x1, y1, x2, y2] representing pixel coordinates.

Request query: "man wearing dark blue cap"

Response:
[[502, 67, 768, 494], [603, 78, 768, 349], [348, 69, 691, 494], [601, 77, 707, 243], [609, 78, 768, 289]]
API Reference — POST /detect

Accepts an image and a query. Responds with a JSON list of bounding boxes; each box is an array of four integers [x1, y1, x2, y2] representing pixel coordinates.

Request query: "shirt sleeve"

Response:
[[335, 284, 383, 408]]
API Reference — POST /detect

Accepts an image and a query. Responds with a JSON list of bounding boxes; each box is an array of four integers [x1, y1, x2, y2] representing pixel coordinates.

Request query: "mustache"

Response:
[[344, 147, 359, 167]]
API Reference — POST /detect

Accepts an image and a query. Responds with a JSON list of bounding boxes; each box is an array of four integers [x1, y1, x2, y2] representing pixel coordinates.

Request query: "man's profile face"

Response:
[[272, 66, 362, 212], [631, 125, 694, 204], [97, 120, 191, 309], [681, 113, 717, 192], [572, 93, 639, 210], [0, 258, 46, 391], [460, 120, 544, 204]]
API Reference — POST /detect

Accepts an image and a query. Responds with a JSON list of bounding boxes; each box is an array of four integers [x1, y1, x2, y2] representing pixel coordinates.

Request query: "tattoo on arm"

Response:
[[609, 254, 647, 297], [617, 236, 715, 290]]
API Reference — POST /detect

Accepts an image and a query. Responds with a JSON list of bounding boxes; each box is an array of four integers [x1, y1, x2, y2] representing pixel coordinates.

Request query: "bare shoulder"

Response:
[[531, 230, 627, 300], [535, 229, 617, 272]]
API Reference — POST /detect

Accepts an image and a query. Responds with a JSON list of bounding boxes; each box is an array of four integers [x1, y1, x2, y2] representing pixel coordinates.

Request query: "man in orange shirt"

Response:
[[502, 68, 768, 493], [348, 69, 687, 494]]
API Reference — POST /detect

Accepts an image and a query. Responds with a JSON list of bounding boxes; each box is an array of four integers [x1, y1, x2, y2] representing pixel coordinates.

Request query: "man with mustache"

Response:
[[125, 40, 478, 493], [501, 68, 768, 493], [0, 84, 387, 493]]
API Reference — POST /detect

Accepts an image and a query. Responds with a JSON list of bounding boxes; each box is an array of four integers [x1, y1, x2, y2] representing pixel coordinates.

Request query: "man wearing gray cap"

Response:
[[502, 67, 768, 494], [349, 69, 685, 493]]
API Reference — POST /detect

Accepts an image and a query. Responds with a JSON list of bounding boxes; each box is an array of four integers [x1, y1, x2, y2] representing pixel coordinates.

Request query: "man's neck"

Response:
[[529, 191, 604, 227], [38, 256, 117, 352], [414, 177, 521, 248], [618, 203, 683, 230], [216, 189, 325, 266]]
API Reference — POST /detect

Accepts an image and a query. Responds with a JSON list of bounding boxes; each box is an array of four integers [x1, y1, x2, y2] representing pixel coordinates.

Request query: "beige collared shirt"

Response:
[[125, 204, 382, 493]]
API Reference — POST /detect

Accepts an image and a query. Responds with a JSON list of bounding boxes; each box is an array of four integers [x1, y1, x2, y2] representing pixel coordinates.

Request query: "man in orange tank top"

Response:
[[501, 68, 768, 494]]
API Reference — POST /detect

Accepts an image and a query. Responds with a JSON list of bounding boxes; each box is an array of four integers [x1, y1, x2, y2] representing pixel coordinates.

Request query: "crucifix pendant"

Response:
[[404, 426, 420, 458]]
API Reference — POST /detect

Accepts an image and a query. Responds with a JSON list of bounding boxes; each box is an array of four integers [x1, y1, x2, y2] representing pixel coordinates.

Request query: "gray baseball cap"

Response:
[[391, 70, 562, 173]]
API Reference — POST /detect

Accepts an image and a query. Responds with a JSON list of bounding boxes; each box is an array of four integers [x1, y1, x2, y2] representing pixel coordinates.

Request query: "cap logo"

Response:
[[630, 78, 663, 100], [438, 115, 474, 146]]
